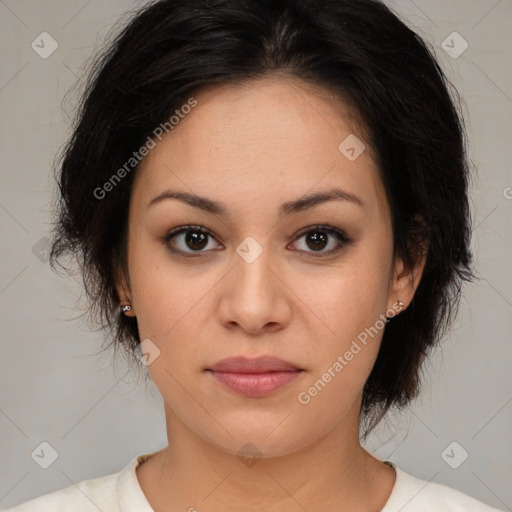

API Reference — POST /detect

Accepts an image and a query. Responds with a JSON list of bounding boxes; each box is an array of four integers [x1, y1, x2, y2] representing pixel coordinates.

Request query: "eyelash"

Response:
[[160, 223, 353, 259]]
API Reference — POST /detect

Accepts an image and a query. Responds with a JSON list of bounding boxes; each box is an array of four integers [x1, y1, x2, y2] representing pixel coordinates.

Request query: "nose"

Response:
[[217, 241, 292, 336]]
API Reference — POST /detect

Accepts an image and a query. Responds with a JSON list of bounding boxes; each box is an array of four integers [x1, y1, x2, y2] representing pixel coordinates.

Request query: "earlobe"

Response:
[[120, 303, 136, 317]]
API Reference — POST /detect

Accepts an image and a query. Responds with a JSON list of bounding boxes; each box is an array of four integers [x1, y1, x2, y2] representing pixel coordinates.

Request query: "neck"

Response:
[[136, 403, 396, 512]]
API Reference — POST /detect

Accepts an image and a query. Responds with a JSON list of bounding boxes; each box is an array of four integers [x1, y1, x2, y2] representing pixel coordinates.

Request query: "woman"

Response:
[[9, 0, 503, 510]]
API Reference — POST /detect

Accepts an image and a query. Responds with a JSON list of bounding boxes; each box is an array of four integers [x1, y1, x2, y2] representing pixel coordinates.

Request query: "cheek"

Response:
[[128, 242, 223, 368], [293, 271, 390, 424], [289, 240, 393, 399], [294, 250, 392, 343]]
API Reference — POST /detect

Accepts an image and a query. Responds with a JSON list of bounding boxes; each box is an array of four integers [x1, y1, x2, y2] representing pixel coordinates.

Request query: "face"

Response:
[[117, 76, 418, 458]]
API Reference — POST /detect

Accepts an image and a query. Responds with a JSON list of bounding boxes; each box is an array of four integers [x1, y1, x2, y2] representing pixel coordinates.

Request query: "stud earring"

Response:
[[121, 304, 135, 317], [386, 300, 405, 320]]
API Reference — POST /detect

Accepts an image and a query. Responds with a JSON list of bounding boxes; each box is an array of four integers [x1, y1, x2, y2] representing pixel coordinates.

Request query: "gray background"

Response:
[[0, 0, 511, 509]]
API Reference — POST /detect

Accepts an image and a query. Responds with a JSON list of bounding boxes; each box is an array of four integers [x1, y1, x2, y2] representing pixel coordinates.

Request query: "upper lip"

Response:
[[207, 356, 302, 373]]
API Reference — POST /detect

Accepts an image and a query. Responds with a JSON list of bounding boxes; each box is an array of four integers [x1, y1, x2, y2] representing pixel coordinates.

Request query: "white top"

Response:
[[6, 452, 503, 511]]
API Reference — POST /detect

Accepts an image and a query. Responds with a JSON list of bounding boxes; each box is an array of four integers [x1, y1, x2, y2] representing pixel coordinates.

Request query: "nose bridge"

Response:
[[218, 235, 287, 333], [233, 235, 275, 300]]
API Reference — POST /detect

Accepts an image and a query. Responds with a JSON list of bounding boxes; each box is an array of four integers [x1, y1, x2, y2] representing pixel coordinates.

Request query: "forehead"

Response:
[[132, 76, 387, 219]]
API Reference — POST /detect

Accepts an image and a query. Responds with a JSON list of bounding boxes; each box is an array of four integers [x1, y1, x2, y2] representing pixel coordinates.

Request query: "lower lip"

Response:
[[208, 371, 302, 397]]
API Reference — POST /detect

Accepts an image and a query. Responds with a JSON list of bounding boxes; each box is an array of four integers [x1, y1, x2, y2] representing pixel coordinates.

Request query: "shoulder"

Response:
[[5, 454, 147, 512], [383, 462, 504, 512], [6, 473, 118, 512]]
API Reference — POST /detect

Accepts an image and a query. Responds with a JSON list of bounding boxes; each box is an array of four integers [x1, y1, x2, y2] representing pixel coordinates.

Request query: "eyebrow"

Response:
[[147, 187, 365, 216]]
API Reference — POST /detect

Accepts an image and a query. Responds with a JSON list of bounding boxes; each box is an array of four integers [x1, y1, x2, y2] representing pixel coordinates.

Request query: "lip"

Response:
[[206, 356, 304, 397], [208, 355, 301, 373]]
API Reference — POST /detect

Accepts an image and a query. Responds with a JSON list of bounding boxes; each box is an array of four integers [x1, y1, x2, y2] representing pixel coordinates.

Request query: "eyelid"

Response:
[[292, 223, 349, 240]]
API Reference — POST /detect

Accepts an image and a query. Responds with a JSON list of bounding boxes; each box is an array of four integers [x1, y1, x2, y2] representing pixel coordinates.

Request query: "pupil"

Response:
[[184, 230, 329, 252], [186, 230, 208, 250], [307, 231, 327, 251]]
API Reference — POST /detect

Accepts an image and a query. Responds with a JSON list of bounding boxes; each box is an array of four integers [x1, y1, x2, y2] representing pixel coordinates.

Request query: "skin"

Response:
[[116, 75, 426, 512]]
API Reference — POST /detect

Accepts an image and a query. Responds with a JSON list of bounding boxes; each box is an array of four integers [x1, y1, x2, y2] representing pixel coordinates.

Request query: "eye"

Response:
[[160, 223, 353, 259], [289, 224, 352, 257], [162, 225, 221, 258]]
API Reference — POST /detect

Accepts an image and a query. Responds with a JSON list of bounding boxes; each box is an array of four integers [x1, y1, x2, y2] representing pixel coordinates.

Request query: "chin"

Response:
[[191, 412, 324, 461]]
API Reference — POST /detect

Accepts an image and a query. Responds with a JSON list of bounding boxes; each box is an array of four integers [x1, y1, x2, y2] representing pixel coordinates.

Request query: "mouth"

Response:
[[205, 356, 304, 398]]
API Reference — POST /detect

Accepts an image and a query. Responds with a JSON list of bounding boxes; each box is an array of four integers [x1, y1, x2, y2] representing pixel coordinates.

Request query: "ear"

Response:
[[387, 250, 427, 313], [115, 265, 136, 317]]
